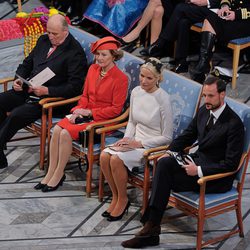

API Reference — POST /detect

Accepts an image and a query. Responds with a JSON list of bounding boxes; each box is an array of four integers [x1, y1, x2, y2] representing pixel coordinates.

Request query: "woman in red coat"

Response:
[[34, 36, 128, 192]]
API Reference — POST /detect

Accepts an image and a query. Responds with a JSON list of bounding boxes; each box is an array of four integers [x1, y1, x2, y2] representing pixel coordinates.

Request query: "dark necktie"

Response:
[[205, 113, 214, 134]]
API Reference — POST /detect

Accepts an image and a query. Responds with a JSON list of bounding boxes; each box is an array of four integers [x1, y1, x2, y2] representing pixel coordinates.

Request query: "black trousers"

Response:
[[160, 3, 213, 60], [0, 90, 42, 151], [141, 156, 199, 225]]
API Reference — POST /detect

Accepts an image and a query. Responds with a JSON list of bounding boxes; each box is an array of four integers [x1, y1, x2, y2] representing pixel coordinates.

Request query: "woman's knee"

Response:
[[100, 151, 110, 169], [149, 0, 162, 8], [110, 155, 124, 172], [153, 6, 164, 18]]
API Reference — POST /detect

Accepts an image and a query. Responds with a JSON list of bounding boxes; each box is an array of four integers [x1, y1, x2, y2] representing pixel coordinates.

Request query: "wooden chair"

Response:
[[98, 70, 203, 212], [191, 23, 250, 90], [149, 97, 250, 249]]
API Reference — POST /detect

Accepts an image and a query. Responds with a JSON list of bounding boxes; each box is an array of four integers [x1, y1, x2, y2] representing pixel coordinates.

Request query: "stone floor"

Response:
[[1, 1, 250, 249]]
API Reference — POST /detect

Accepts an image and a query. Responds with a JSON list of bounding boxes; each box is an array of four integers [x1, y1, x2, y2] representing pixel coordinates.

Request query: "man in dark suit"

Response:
[[149, 0, 220, 73], [0, 14, 87, 168], [122, 76, 245, 248]]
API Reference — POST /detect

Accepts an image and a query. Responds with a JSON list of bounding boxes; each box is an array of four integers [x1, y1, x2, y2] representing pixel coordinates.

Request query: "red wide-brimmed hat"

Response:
[[91, 36, 121, 54]]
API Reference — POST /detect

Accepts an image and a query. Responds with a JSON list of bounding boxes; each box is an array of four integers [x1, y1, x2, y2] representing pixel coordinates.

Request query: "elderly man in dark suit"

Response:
[[149, 0, 220, 73], [122, 76, 245, 248], [0, 14, 87, 168]]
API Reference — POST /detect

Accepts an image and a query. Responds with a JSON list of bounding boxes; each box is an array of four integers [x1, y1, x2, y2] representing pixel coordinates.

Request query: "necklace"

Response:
[[100, 69, 106, 78]]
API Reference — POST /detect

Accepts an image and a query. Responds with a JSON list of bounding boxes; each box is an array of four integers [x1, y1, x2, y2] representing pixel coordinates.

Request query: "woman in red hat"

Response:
[[34, 36, 128, 192]]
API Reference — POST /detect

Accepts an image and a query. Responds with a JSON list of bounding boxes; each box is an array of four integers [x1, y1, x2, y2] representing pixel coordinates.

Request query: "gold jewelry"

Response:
[[100, 69, 106, 77]]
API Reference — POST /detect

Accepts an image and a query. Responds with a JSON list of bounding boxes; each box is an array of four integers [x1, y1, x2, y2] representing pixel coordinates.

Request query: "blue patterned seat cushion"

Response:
[[171, 187, 238, 209]]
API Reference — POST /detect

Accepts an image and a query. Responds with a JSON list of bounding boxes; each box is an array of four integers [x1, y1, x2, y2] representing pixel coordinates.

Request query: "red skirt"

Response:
[[57, 117, 96, 140]]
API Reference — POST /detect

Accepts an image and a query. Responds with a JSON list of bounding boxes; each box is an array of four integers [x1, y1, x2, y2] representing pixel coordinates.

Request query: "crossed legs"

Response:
[[122, 0, 164, 44]]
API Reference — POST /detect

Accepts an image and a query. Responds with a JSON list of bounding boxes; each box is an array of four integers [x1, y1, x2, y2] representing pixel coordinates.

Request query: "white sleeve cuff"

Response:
[[197, 166, 203, 177], [207, 0, 211, 8]]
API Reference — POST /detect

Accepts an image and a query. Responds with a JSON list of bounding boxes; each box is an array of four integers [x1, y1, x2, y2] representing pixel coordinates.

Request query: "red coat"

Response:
[[57, 64, 128, 140]]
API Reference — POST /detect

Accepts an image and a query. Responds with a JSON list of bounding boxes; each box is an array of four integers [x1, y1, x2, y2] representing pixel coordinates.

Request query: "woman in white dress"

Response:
[[100, 57, 173, 221]]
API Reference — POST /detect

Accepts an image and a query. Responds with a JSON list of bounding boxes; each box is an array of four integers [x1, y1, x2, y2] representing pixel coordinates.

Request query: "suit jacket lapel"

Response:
[[199, 105, 230, 145]]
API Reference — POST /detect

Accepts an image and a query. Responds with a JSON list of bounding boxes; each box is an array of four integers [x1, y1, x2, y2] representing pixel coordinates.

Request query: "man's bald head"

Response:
[[46, 14, 69, 47]]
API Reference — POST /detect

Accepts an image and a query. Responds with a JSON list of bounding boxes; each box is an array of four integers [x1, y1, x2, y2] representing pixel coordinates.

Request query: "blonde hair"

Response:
[[140, 57, 164, 83]]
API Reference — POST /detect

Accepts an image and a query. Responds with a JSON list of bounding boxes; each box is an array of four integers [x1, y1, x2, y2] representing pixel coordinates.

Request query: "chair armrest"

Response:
[[143, 146, 169, 158], [198, 152, 248, 186], [95, 121, 128, 134], [87, 108, 129, 132], [42, 95, 81, 109], [39, 97, 64, 105], [198, 171, 237, 185], [0, 77, 14, 92], [0, 77, 14, 85]]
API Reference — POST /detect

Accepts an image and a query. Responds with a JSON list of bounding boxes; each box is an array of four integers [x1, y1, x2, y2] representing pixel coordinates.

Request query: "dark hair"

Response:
[[204, 76, 226, 93]]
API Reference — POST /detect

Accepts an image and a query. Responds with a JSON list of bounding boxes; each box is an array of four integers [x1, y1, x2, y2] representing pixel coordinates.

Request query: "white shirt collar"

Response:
[[210, 103, 226, 121]]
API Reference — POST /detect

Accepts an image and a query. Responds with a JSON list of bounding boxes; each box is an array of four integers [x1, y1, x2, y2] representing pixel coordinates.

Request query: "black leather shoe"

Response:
[[107, 201, 130, 221], [174, 63, 189, 73], [148, 38, 166, 57], [101, 211, 110, 218], [0, 151, 8, 169], [121, 235, 160, 248], [34, 182, 46, 190], [42, 174, 66, 192]]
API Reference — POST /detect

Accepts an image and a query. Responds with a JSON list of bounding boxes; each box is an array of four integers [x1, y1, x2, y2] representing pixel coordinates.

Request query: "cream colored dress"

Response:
[[104, 86, 173, 171]]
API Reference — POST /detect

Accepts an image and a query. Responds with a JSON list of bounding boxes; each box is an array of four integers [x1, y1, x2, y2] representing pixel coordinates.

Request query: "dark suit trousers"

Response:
[[141, 156, 199, 225], [160, 3, 213, 60], [0, 90, 42, 151]]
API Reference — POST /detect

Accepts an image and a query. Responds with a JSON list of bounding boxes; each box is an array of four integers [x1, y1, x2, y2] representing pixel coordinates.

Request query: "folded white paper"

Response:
[[29, 67, 55, 87]]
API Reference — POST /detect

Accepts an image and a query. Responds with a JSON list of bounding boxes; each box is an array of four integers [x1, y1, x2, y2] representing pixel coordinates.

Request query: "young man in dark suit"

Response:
[[122, 76, 245, 248], [0, 14, 87, 168]]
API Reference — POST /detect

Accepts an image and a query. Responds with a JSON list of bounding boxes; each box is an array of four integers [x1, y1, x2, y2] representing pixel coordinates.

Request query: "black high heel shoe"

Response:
[[107, 201, 130, 221], [34, 182, 46, 190], [42, 174, 66, 192], [101, 211, 111, 218]]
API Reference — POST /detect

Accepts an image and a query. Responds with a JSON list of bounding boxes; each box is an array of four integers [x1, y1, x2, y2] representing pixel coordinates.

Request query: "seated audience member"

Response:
[[122, 76, 245, 248], [191, 0, 250, 83], [149, 0, 220, 73], [0, 14, 87, 169], [121, 0, 164, 53], [121, 0, 185, 55], [83, 0, 148, 38], [100, 57, 173, 222], [34, 36, 128, 192]]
